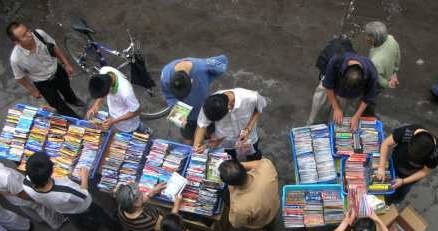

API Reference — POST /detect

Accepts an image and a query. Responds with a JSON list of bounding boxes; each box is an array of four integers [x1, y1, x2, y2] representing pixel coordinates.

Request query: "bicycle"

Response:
[[64, 17, 171, 120]]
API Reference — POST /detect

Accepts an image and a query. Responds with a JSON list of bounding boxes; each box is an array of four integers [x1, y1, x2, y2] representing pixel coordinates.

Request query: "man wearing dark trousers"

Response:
[[7, 22, 85, 118]]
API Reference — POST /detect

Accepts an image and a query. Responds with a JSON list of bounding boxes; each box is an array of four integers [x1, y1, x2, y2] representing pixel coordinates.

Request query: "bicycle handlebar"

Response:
[[121, 29, 136, 61]]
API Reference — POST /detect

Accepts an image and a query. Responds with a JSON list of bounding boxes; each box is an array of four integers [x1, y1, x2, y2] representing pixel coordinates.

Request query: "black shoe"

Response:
[[69, 98, 86, 107]]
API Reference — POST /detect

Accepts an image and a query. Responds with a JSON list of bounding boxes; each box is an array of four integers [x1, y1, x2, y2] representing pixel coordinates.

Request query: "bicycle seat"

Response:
[[72, 17, 94, 34]]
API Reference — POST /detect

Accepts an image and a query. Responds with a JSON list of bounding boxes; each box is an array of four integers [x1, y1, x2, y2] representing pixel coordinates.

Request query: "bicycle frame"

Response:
[[79, 39, 132, 71], [66, 25, 172, 119]]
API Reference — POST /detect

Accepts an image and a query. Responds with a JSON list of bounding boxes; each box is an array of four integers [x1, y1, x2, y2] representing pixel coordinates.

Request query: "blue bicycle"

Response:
[[64, 17, 170, 120]]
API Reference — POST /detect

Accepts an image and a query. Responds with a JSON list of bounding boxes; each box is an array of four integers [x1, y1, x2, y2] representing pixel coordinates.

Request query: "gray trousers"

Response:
[[0, 204, 30, 231], [5, 196, 65, 230], [307, 81, 361, 125]]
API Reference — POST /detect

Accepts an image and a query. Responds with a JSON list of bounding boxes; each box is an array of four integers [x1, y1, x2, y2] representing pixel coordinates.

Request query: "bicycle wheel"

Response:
[[64, 32, 101, 75], [133, 68, 171, 120]]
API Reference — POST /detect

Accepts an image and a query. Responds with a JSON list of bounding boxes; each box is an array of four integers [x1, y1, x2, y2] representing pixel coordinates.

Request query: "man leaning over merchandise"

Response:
[[22, 152, 121, 230], [193, 88, 267, 161], [308, 53, 378, 130], [161, 55, 228, 144], [0, 161, 65, 229], [87, 66, 144, 133], [218, 158, 279, 230], [377, 125, 438, 205]]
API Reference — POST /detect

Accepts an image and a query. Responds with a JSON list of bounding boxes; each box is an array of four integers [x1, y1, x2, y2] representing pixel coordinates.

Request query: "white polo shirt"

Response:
[[197, 88, 267, 149], [99, 66, 141, 132], [10, 29, 58, 82], [23, 177, 92, 214], [0, 163, 24, 194]]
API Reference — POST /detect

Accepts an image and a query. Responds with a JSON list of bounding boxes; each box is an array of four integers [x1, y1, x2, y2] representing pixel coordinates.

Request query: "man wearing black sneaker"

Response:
[[7, 22, 85, 118]]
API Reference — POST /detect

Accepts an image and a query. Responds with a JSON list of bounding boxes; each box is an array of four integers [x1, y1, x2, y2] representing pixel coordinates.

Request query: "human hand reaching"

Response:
[[333, 108, 344, 124]]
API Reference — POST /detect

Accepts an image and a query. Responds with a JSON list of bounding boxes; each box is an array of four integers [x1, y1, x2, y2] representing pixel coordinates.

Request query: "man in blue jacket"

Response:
[[161, 55, 228, 144]]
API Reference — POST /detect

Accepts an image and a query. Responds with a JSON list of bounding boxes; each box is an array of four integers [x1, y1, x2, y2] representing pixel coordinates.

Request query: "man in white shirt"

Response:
[[23, 152, 121, 230], [23, 152, 92, 215], [86, 66, 143, 132], [0, 205, 30, 231], [7, 22, 85, 118], [0, 164, 33, 231], [193, 88, 267, 161], [0, 162, 65, 229]]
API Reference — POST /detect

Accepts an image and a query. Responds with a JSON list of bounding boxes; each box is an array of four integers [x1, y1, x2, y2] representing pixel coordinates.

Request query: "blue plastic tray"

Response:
[[340, 157, 396, 196], [330, 120, 385, 158], [8, 104, 109, 181], [179, 151, 226, 217], [0, 104, 49, 162], [95, 131, 152, 191], [282, 184, 345, 228], [76, 120, 113, 180], [148, 139, 192, 203], [289, 127, 337, 184], [368, 157, 396, 195], [1, 104, 79, 162], [15, 103, 52, 117]]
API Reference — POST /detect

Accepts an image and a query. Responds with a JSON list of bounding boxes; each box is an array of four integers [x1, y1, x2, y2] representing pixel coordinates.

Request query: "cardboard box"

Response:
[[377, 205, 428, 231], [379, 205, 399, 226], [397, 205, 427, 231]]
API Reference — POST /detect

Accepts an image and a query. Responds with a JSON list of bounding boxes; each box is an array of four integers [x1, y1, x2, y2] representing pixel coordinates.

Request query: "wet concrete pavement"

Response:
[[0, 0, 437, 230]]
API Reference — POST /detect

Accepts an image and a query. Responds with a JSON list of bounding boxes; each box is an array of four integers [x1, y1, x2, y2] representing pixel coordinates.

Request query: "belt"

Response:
[[33, 72, 57, 83], [33, 64, 61, 83]]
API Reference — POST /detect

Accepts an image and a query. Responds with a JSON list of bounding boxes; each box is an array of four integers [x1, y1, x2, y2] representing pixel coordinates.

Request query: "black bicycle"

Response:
[[64, 17, 170, 120]]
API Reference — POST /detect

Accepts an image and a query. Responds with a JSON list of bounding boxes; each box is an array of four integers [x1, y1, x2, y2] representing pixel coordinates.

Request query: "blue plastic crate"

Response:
[[330, 120, 385, 158], [340, 157, 396, 196], [96, 131, 153, 192], [15, 103, 53, 117], [367, 156, 396, 195], [76, 120, 113, 181], [15, 103, 79, 125], [282, 184, 345, 228], [148, 139, 192, 203], [179, 151, 226, 217], [289, 127, 337, 184], [376, 120, 385, 143], [7, 104, 107, 181], [0, 104, 78, 163], [60, 115, 80, 125], [151, 138, 192, 176]]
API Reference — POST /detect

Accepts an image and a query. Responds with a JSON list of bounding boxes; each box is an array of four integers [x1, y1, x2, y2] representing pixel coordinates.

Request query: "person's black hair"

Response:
[[89, 74, 113, 99], [160, 213, 183, 231], [6, 21, 21, 41], [352, 217, 376, 231], [169, 71, 192, 100], [342, 64, 364, 91], [203, 94, 229, 122], [26, 152, 53, 188], [218, 160, 247, 186], [409, 131, 436, 164]]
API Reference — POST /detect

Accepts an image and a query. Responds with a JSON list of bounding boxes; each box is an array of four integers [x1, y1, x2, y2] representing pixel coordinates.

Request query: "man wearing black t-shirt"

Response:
[[377, 125, 437, 204]]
